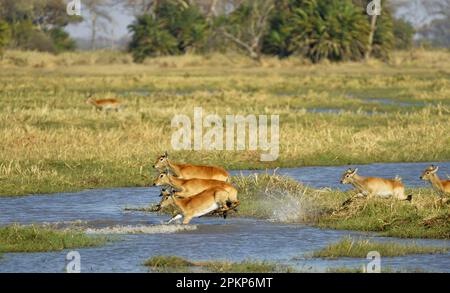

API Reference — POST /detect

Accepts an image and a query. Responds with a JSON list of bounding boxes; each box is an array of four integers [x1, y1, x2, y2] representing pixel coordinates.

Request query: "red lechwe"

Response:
[[160, 186, 233, 224], [340, 168, 412, 201], [86, 96, 125, 112], [152, 171, 239, 209], [420, 165, 450, 196], [153, 152, 229, 181]]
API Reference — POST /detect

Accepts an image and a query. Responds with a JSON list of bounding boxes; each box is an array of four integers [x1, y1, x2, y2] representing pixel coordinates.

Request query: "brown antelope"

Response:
[[86, 95, 125, 112], [153, 152, 229, 181], [161, 186, 233, 224], [340, 168, 412, 201], [152, 171, 240, 209], [155, 185, 233, 218], [420, 165, 450, 196]]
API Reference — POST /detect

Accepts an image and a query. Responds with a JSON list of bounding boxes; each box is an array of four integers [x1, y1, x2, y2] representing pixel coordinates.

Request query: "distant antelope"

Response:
[[153, 171, 239, 209], [160, 186, 233, 224], [153, 152, 229, 181], [85, 95, 125, 112], [420, 165, 450, 196], [340, 168, 412, 201]]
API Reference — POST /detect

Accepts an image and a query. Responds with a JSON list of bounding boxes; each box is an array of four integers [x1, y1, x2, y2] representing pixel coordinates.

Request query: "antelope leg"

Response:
[[167, 214, 182, 224]]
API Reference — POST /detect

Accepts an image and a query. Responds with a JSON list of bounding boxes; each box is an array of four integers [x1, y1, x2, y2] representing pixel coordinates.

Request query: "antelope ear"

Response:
[[164, 151, 168, 157], [352, 168, 358, 175], [431, 166, 439, 173]]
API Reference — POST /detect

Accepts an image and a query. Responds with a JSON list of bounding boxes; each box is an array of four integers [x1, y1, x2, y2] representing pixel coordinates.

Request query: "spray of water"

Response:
[[260, 187, 310, 223], [85, 224, 197, 234]]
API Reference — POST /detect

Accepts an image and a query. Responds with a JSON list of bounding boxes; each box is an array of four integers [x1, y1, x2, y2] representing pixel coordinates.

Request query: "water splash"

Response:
[[84, 224, 197, 234], [260, 188, 308, 223]]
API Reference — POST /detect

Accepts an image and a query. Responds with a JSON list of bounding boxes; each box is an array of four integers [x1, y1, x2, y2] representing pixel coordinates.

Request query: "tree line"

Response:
[[1, 0, 448, 62]]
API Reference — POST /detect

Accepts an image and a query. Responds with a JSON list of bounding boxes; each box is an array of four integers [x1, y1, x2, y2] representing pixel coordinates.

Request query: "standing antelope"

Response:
[[340, 168, 412, 201], [86, 95, 125, 112], [420, 165, 450, 195], [160, 186, 233, 224], [153, 171, 240, 210], [153, 152, 229, 181]]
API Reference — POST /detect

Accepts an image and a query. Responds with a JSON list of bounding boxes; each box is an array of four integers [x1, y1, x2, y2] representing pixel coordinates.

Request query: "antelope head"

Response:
[[155, 185, 175, 211], [153, 170, 172, 186], [341, 168, 358, 184], [153, 151, 169, 169], [420, 165, 438, 181], [85, 92, 95, 105]]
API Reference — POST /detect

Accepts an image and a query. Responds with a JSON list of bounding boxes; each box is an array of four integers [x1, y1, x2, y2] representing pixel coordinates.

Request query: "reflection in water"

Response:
[[0, 162, 449, 272]]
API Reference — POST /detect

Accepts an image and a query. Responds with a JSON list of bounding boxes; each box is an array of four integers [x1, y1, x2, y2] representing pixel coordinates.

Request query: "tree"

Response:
[[156, 1, 208, 53], [262, 0, 296, 58], [128, 15, 178, 62], [393, 18, 415, 49], [127, 0, 208, 62], [264, 0, 370, 62], [49, 27, 76, 52], [219, 0, 275, 60], [417, 0, 450, 48], [83, 0, 114, 50], [0, 21, 11, 57], [0, 0, 80, 52], [352, 0, 394, 61]]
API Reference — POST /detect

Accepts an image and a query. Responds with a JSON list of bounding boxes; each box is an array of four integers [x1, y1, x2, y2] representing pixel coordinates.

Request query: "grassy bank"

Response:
[[144, 255, 294, 273], [0, 224, 106, 253], [0, 50, 449, 196], [313, 236, 448, 258], [230, 174, 450, 239]]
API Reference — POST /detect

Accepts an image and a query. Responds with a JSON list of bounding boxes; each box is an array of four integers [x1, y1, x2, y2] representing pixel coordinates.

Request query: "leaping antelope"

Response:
[[155, 185, 233, 218], [153, 171, 240, 210], [340, 168, 412, 201], [160, 186, 233, 224], [153, 152, 229, 181], [420, 165, 450, 196], [86, 94, 125, 112]]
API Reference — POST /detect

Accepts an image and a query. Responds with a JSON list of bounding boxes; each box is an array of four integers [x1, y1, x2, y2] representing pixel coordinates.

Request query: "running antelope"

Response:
[[86, 95, 125, 112], [155, 185, 232, 218], [153, 152, 229, 181], [420, 165, 450, 195], [153, 171, 239, 209], [161, 186, 233, 224], [340, 168, 412, 201]]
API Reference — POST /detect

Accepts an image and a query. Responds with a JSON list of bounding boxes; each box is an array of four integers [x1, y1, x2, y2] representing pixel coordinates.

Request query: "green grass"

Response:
[[0, 50, 449, 196], [144, 256, 194, 269], [0, 224, 106, 253], [230, 174, 450, 239], [325, 266, 428, 273], [143, 255, 295, 273], [313, 236, 449, 258]]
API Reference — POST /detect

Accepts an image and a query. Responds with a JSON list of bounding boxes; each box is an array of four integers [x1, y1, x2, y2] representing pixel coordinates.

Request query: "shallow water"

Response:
[[233, 161, 450, 190], [0, 162, 449, 273]]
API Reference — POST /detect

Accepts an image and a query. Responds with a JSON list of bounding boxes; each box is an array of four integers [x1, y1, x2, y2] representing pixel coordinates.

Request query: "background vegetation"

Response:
[[1, 0, 449, 61]]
